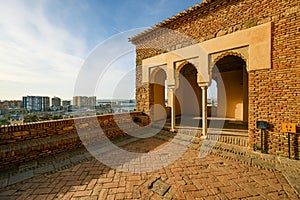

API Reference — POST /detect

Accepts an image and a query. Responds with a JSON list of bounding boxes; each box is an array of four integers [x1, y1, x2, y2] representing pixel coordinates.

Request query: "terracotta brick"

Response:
[[132, 0, 300, 159]]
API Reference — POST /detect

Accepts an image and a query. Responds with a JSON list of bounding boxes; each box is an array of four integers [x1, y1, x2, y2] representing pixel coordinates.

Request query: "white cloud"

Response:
[[73, 28, 144, 100], [96, 52, 136, 100], [0, 1, 195, 101], [0, 1, 86, 100]]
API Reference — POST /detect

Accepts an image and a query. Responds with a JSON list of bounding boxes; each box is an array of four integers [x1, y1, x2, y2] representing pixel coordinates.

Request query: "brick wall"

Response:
[[0, 112, 149, 170], [249, 68, 300, 157], [132, 0, 300, 158]]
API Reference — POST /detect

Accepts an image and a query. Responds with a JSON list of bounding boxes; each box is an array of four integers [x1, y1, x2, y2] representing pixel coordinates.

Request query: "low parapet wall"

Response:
[[0, 112, 149, 170]]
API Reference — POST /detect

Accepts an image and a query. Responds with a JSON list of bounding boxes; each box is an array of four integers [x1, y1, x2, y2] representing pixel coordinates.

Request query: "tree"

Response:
[[39, 114, 52, 121], [24, 115, 39, 123], [52, 115, 63, 120], [0, 118, 10, 126]]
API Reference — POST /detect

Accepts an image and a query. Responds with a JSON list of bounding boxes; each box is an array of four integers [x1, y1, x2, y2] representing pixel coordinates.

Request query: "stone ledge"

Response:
[[0, 129, 155, 189], [0, 113, 150, 171], [206, 133, 248, 147]]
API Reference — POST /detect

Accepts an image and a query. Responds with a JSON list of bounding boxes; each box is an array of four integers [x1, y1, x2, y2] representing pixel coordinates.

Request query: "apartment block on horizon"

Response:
[[51, 96, 61, 111], [62, 100, 71, 106], [73, 96, 96, 108], [0, 100, 22, 110], [62, 100, 71, 111], [51, 97, 61, 107], [22, 96, 50, 112]]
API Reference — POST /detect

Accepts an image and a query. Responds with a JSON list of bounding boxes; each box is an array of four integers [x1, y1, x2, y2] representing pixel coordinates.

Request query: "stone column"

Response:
[[199, 83, 208, 137], [169, 86, 176, 132]]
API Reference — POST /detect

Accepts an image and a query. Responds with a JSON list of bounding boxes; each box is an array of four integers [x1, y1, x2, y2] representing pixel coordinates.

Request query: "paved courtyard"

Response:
[[0, 136, 299, 200]]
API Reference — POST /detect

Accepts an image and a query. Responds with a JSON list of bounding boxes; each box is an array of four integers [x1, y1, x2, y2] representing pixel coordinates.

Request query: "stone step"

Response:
[[206, 133, 248, 147]]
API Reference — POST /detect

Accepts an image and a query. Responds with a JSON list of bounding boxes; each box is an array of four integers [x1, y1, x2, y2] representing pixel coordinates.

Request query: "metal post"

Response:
[[261, 129, 264, 153], [288, 132, 291, 159]]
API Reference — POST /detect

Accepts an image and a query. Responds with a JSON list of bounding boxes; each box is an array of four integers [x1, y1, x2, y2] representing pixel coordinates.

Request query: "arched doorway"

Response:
[[212, 55, 248, 124], [208, 79, 218, 117], [150, 68, 168, 121], [175, 63, 201, 117]]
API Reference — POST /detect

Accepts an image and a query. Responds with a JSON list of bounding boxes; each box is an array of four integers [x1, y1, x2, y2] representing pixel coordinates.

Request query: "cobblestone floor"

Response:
[[0, 137, 299, 200]]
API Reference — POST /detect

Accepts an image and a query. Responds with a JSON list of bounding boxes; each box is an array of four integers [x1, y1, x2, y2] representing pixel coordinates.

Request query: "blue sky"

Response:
[[0, 0, 204, 100]]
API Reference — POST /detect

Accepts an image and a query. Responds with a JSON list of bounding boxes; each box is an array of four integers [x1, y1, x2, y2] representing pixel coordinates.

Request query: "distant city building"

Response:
[[62, 100, 71, 106], [73, 96, 85, 108], [73, 96, 96, 108], [0, 100, 22, 110], [51, 97, 61, 111], [51, 97, 61, 107], [87, 96, 96, 108], [62, 100, 71, 111], [22, 96, 50, 111]]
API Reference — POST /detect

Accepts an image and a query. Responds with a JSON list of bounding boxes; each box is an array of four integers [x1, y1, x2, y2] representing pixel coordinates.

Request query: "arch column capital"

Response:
[[168, 85, 175, 90], [198, 82, 209, 89]]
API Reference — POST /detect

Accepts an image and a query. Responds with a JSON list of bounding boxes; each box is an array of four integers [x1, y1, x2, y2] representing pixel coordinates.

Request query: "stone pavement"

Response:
[[0, 134, 299, 199]]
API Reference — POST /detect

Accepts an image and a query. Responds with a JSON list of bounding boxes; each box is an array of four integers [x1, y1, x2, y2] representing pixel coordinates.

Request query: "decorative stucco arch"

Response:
[[213, 51, 247, 64], [175, 61, 205, 89], [149, 67, 167, 84], [149, 67, 168, 121], [209, 51, 248, 86], [210, 53, 249, 122]]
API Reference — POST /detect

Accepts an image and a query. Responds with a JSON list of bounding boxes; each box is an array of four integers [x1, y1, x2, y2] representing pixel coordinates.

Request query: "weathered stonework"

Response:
[[0, 112, 149, 170], [131, 0, 300, 159]]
